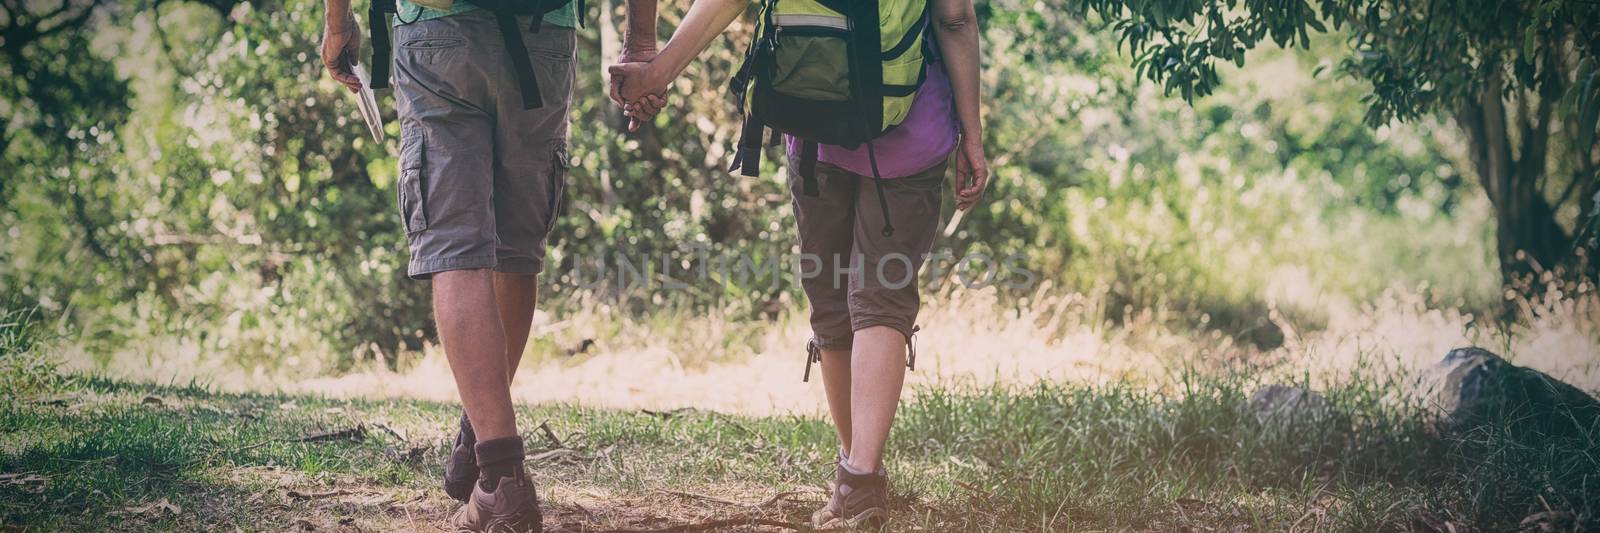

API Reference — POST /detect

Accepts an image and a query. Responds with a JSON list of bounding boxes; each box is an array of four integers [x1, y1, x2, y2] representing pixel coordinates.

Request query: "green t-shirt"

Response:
[[395, 0, 578, 28]]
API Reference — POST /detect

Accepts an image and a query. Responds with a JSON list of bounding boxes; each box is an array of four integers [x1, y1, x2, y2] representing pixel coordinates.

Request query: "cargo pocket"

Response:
[[548, 143, 571, 218], [398, 129, 429, 234]]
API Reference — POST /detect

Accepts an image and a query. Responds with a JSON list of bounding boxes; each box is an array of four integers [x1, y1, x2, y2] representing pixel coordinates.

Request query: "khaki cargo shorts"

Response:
[[392, 10, 575, 279], [790, 160, 947, 350]]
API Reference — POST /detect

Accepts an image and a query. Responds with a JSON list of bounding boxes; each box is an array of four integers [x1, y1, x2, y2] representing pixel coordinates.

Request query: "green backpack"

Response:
[[727, 0, 932, 236]]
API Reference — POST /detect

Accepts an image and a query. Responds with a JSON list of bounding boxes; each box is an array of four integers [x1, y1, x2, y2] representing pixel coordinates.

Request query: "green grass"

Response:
[[2, 371, 1595, 531], [0, 306, 62, 397]]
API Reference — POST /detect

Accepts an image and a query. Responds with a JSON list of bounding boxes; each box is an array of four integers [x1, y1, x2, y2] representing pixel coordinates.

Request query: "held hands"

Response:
[[608, 51, 670, 132], [953, 133, 989, 211], [322, 13, 363, 93]]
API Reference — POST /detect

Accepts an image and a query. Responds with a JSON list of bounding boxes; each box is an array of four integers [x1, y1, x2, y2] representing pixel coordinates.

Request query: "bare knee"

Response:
[[432, 269, 496, 313]]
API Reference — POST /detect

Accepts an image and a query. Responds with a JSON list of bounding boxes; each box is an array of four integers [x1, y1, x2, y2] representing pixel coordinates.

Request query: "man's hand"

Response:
[[608, 60, 668, 132], [953, 134, 989, 211], [322, 13, 363, 92], [611, 48, 665, 131]]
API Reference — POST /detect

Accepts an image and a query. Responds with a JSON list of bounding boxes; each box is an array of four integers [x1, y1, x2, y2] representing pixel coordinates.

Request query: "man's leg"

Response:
[[494, 272, 540, 378], [442, 267, 538, 503], [437, 266, 540, 530], [434, 269, 518, 442], [843, 327, 906, 472]]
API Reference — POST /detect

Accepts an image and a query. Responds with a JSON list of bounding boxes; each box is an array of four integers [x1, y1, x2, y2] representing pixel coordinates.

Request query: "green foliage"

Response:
[[947, 14, 1493, 327], [1, 0, 1497, 369], [4, 0, 432, 367], [1077, 0, 1600, 126], [1076, 0, 1600, 285]]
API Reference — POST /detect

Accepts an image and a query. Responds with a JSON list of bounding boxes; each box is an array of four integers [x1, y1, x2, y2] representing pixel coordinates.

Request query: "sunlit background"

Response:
[[5, 0, 1594, 413]]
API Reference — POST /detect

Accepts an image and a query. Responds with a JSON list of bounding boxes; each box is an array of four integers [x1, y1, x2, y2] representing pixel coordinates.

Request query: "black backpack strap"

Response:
[[495, 11, 544, 109], [729, 115, 765, 177], [798, 140, 819, 196], [368, 0, 397, 89], [727, 0, 775, 110], [726, 43, 760, 112], [802, 338, 821, 382], [866, 142, 894, 237]]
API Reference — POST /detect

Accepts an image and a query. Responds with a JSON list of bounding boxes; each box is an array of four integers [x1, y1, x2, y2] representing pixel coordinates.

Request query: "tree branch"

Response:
[[66, 185, 112, 261], [1456, 101, 1501, 210]]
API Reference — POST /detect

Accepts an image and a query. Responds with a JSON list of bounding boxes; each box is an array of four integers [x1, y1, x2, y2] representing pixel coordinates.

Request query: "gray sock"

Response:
[[474, 436, 525, 491]]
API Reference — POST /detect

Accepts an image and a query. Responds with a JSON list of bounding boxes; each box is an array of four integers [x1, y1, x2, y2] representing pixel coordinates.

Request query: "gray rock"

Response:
[[1247, 384, 1334, 424], [1415, 347, 1600, 436]]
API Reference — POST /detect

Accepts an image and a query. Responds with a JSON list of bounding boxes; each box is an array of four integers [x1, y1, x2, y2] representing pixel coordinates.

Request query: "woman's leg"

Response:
[[843, 327, 907, 472], [788, 161, 862, 456], [811, 160, 945, 529], [841, 160, 948, 472], [819, 349, 855, 454]]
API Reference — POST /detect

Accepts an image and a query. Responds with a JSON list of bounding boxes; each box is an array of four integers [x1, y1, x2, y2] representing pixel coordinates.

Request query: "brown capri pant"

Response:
[[790, 159, 947, 351]]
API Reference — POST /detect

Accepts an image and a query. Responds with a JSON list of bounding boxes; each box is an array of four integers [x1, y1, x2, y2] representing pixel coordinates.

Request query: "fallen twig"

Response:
[[597, 517, 803, 532], [235, 440, 272, 453], [657, 489, 742, 507], [538, 420, 564, 448], [639, 408, 697, 419], [297, 424, 367, 443], [386, 443, 433, 462], [528, 448, 586, 463], [0, 473, 48, 493], [287, 488, 353, 500], [372, 421, 408, 443], [657, 489, 819, 510], [755, 489, 822, 509], [112, 498, 183, 517]]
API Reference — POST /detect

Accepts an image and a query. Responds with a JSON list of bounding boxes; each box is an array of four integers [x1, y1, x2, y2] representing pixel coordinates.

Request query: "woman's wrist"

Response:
[[641, 63, 669, 95], [960, 127, 983, 145]]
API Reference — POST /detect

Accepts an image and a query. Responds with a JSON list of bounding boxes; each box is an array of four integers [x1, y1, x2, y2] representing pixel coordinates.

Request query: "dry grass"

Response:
[[59, 282, 1600, 416]]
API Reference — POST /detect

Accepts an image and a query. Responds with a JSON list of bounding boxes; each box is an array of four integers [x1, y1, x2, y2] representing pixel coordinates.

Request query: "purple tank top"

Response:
[[785, 61, 958, 179]]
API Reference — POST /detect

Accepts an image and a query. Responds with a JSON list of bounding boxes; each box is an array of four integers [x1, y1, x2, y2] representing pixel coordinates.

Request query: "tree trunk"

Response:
[[1456, 73, 1580, 295]]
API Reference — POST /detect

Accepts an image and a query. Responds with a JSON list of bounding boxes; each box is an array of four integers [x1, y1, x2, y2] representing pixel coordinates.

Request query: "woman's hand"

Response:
[[608, 0, 749, 131], [932, 0, 986, 210], [953, 134, 989, 211]]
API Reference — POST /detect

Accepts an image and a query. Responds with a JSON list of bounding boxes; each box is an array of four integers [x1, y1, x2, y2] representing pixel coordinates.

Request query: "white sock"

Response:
[[839, 458, 875, 476], [839, 446, 887, 475]]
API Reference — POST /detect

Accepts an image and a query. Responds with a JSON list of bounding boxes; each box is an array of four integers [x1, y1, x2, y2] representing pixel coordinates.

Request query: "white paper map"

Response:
[[353, 64, 384, 142]]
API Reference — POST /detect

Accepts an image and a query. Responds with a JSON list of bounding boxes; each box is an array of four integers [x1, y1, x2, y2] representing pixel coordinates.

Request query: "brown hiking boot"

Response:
[[811, 464, 889, 530], [448, 469, 543, 533], [444, 412, 478, 502]]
